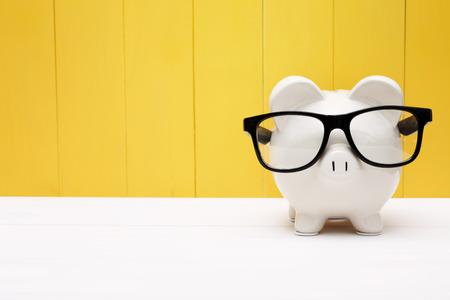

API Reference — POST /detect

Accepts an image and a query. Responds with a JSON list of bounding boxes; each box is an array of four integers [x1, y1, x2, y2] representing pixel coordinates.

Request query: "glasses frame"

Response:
[[243, 105, 432, 173]]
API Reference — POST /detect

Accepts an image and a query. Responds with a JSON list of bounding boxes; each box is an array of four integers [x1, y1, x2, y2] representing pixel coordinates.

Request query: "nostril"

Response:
[[320, 145, 360, 177]]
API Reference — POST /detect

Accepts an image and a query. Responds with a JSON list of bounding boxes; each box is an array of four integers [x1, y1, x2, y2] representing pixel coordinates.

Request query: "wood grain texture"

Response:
[[124, 0, 195, 197], [404, 0, 450, 197], [0, 0, 446, 197], [334, 0, 405, 89], [194, 0, 264, 197], [55, 0, 127, 196], [0, 0, 59, 196]]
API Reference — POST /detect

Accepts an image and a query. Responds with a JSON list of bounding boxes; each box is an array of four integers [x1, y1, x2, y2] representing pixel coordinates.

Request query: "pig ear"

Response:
[[350, 76, 404, 126], [269, 76, 325, 112], [349, 76, 404, 107]]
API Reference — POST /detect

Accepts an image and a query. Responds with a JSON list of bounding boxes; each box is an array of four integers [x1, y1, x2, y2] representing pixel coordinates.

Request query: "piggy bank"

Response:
[[244, 76, 432, 236]]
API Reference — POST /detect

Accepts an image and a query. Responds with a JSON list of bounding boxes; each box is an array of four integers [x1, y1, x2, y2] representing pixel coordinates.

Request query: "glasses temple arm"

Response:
[[257, 126, 272, 145], [397, 116, 419, 136]]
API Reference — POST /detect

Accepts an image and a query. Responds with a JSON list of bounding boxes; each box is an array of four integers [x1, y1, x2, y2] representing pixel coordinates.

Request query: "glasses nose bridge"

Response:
[[328, 114, 347, 131], [326, 114, 352, 143]]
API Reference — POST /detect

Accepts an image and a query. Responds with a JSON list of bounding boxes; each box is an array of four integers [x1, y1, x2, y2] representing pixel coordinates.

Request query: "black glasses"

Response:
[[244, 106, 432, 173]]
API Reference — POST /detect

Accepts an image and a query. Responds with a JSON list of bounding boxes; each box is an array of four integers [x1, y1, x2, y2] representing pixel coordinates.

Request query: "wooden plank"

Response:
[[124, 0, 195, 197], [194, 0, 264, 197], [404, 0, 450, 197], [334, 0, 405, 197], [55, 0, 127, 196], [263, 0, 334, 197], [1, 198, 450, 299], [0, 0, 59, 196], [334, 0, 405, 89]]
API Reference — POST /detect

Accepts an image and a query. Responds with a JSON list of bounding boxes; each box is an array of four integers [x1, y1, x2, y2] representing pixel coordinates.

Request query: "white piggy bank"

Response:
[[269, 76, 404, 236]]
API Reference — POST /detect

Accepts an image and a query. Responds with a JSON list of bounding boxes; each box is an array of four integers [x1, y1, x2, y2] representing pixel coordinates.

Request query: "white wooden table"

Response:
[[0, 197, 449, 299]]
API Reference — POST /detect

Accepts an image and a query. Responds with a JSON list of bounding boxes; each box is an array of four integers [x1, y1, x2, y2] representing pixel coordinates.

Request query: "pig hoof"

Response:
[[295, 231, 319, 236], [356, 231, 381, 236]]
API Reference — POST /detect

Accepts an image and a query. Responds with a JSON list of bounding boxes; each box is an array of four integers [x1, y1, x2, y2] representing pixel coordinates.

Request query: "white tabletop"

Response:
[[0, 197, 449, 300]]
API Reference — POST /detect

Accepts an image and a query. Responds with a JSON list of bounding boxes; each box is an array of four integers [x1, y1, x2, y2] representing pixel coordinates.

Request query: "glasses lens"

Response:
[[350, 109, 419, 165], [257, 115, 324, 170]]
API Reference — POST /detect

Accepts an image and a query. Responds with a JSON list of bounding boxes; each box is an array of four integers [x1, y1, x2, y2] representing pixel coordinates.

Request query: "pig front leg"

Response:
[[349, 213, 383, 236], [294, 213, 327, 236]]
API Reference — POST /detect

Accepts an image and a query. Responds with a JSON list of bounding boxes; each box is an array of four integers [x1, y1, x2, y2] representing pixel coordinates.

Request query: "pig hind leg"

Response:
[[349, 213, 383, 236]]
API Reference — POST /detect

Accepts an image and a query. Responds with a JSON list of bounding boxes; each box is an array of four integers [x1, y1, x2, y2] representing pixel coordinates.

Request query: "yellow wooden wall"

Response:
[[0, 0, 448, 197]]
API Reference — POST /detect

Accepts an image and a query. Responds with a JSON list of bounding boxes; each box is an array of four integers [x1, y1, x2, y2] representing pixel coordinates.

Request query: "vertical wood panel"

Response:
[[2, 1, 444, 197], [194, 0, 263, 197], [124, 0, 195, 197], [264, 0, 334, 197], [404, 0, 450, 197], [334, 0, 405, 197], [334, 0, 405, 89], [55, 0, 127, 196], [0, 0, 59, 196]]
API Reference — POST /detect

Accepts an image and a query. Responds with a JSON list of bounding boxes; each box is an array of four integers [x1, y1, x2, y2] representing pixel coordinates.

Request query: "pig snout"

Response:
[[319, 143, 360, 179]]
